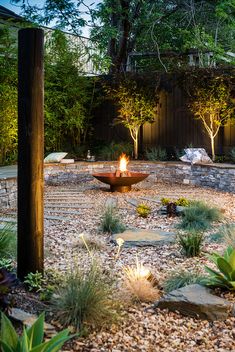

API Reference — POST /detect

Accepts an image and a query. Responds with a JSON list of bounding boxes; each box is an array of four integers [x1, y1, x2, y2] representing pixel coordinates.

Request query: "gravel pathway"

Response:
[[1, 178, 235, 351]]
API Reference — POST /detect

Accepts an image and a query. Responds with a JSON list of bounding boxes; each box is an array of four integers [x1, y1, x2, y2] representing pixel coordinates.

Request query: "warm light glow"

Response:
[[119, 153, 129, 172]]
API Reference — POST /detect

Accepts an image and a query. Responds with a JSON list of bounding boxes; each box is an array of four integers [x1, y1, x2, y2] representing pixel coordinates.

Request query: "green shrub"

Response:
[[230, 147, 235, 163], [52, 262, 119, 333], [177, 232, 204, 257], [99, 141, 133, 161], [24, 271, 44, 292], [0, 312, 75, 351], [146, 146, 167, 161], [0, 224, 16, 258], [163, 270, 205, 293], [203, 246, 235, 290], [222, 224, 235, 248], [178, 201, 222, 232], [209, 231, 224, 243], [175, 197, 190, 207], [0, 258, 14, 271], [136, 204, 151, 218], [100, 206, 126, 234]]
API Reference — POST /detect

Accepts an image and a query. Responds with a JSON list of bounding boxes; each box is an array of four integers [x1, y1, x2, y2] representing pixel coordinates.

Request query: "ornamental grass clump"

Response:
[[0, 224, 16, 258], [52, 262, 120, 333], [177, 232, 204, 257], [100, 206, 126, 234], [122, 258, 159, 303], [163, 269, 205, 293], [178, 201, 222, 232]]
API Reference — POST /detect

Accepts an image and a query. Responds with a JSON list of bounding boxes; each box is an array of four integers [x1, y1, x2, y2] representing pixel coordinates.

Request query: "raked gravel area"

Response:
[[1, 177, 235, 351]]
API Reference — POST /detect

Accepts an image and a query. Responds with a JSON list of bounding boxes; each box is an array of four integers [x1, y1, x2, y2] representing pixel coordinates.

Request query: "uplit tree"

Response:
[[111, 79, 157, 159], [189, 80, 234, 161]]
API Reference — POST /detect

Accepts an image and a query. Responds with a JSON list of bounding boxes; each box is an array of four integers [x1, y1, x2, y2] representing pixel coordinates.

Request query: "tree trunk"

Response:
[[134, 138, 138, 160], [210, 135, 215, 161]]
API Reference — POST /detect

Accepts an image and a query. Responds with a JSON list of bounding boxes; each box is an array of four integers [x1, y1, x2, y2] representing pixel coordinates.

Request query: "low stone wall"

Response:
[[44, 161, 235, 193], [1, 161, 235, 208], [0, 178, 17, 208]]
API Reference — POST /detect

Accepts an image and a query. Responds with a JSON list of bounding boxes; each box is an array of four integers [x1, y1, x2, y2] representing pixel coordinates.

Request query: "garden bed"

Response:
[[1, 177, 235, 351]]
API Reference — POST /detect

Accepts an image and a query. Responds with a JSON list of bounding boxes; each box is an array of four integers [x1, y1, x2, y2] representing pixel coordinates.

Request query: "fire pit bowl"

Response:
[[93, 172, 149, 192]]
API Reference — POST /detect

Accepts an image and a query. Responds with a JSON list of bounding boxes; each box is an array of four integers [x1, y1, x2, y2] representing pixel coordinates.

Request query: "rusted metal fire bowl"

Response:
[[92, 172, 149, 192]]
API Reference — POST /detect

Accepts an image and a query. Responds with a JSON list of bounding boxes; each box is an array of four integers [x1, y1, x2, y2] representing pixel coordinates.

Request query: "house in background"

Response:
[[0, 5, 100, 75]]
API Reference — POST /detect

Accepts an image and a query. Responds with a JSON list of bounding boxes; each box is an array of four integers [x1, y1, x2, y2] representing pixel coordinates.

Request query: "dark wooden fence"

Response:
[[92, 74, 235, 155]]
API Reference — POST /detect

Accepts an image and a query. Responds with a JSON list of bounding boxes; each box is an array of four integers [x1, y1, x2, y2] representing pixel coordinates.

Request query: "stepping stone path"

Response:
[[9, 308, 57, 337], [156, 284, 233, 321], [112, 228, 175, 247]]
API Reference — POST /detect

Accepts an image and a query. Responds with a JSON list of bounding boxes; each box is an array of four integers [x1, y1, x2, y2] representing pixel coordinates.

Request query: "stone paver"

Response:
[[112, 228, 175, 247]]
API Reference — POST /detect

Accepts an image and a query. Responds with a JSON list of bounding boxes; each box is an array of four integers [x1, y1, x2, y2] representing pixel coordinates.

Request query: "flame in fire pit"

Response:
[[119, 153, 129, 172]]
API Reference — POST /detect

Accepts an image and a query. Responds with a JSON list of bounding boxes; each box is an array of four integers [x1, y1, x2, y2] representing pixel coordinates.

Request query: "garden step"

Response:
[[44, 204, 92, 209], [45, 209, 81, 215]]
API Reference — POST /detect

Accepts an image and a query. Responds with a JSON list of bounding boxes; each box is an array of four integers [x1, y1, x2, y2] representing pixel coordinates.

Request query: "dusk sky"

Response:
[[0, 0, 101, 37]]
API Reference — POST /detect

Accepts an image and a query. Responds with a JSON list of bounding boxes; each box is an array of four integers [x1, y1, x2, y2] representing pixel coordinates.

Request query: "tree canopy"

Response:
[[13, 0, 235, 72]]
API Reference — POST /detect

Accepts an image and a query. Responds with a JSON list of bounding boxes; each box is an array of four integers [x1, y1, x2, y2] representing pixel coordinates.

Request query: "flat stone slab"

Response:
[[112, 228, 175, 247], [156, 284, 232, 321], [9, 308, 57, 337], [46, 204, 93, 209]]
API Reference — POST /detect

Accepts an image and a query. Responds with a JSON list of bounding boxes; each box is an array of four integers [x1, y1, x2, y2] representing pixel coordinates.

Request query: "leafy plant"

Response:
[[178, 201, 222, 232], [24, 271, 44, 292], [163, 269, 205, 293], [0, 223, 16, 258], [136, 204, 151, 218], [204, 246, 235, 290], [100, 206, 126, 234], [0, 258, 14, 271], [0, 312, 75, 351], [0, 268, 17, 312], [123, 259, 159, 302], [111, 78, 157, 159], [52, 262, 119, 332], [189, 79, 234, 161], [177, 232, 204, 257], [146, 146, 167, 161]]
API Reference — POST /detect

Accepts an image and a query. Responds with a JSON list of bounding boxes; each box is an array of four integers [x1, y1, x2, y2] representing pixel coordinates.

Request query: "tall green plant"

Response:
[[0, 28, 17, 165], [189, 79, 234, 161], [44, 30, 95, 152], [110, 78, 157, 159]]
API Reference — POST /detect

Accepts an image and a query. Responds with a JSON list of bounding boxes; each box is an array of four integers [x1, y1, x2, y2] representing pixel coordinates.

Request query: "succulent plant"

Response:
[[204, 246, 235, 290]]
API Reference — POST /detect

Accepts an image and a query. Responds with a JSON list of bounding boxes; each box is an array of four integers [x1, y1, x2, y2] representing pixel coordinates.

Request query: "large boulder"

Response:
[[156, 284, 232, 321]]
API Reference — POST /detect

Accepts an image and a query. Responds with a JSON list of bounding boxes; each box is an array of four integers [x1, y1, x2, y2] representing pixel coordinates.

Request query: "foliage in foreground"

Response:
[[0, 312, 74, 352], [52, 262, 120, 333], [163, 269, 205, 293], [203, 246, 235, 290], [123, 259, 159, 303], [178, 201, 222, 232], [177, 232, 204, 257], [100, 206, 126, 234]]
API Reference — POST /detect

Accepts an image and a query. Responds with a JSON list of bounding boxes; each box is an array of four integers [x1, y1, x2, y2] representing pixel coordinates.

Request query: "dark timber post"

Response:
[[17, 28, 44, 280]]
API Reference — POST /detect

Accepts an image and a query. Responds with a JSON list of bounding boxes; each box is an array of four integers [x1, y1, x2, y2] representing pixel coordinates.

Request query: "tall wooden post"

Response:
[[17, 28, 44, 280]]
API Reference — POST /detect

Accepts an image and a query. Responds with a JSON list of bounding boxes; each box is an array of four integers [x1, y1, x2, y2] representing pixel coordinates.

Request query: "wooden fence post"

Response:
[[17, 28, 44, 280]]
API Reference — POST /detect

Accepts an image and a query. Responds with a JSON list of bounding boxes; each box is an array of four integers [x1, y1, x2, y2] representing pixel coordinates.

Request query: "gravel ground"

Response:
[[2, 178, 235, 351]]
